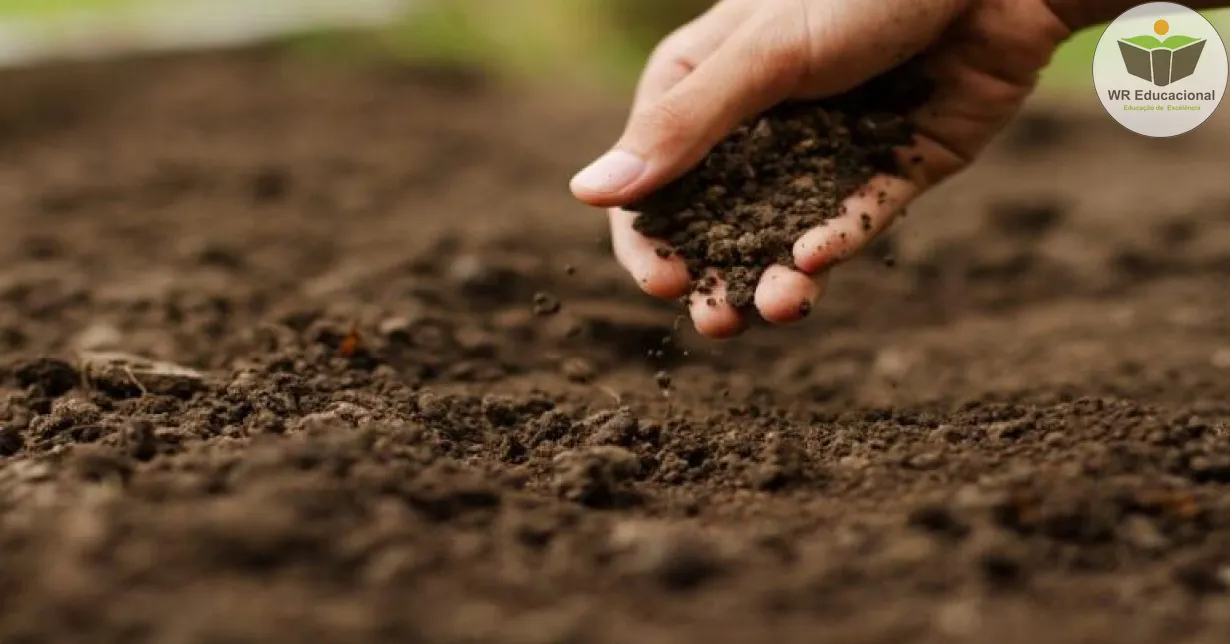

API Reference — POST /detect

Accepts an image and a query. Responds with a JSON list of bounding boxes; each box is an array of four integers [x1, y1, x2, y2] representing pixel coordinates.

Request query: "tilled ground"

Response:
[[2, 50, 1230, 644]]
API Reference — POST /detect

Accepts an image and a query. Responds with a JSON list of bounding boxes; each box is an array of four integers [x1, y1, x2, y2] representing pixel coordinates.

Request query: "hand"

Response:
[[570, 0, 1070, 339]]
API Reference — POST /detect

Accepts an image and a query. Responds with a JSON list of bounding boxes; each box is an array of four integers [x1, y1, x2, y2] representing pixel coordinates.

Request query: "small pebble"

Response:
[[532, 291, 561, 316], [378, 317, 413, 337], [447, 254, 487, 286], [73, 322, 123, 352], [560, 358, 596, 383]]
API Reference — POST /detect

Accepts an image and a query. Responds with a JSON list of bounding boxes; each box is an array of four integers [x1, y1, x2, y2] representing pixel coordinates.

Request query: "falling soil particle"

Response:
[[629, 62, 931, 307], [654, 370, 672, 391]]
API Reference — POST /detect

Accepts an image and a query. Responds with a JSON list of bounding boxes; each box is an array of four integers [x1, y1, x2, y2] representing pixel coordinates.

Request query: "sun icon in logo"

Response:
[[1155, 19, 1170, 35]]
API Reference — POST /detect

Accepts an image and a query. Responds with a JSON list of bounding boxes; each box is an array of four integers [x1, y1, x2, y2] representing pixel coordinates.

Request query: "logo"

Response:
[[1094, 2, 1228, 137], [1118, 19, 1206, 85]]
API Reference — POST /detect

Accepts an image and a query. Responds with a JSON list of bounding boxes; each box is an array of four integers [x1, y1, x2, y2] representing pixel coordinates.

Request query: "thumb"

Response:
[[570, 21, 805, 208]]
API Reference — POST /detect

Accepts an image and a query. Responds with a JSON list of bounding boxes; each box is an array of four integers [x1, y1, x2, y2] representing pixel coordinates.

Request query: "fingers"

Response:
[[571, 11, 807, 208], [794, 174, 918, 274], [784, 32, 1037, 277], [609, 204, 827, 337], [684, 265, 824, 338], [687, 270, 746, 340], [608, 208, 746, 342], [785, 0, 967, 101], [755, 266, 827, 324], [632, 0, 758, 112], [608, 208, 690, 300], [609, 200, 825, 337]]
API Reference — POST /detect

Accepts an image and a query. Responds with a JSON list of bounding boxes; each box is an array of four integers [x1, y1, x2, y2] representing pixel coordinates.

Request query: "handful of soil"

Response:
[[628, 63, 932, 308]]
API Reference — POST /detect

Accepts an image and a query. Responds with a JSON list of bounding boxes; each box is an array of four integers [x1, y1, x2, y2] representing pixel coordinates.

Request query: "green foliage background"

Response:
[[2, 0, 1229, 95], [0, 0, 141, 18], [281, 0, 1230, 94]]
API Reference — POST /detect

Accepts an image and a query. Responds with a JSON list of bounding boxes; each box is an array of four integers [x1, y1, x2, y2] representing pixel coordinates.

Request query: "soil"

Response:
[[629, 65, 929, 307], [2, 49, 1230, 644]]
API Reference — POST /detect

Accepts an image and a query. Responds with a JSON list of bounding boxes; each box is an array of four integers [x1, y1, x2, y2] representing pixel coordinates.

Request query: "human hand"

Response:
[[570, 0, 1071, 338]]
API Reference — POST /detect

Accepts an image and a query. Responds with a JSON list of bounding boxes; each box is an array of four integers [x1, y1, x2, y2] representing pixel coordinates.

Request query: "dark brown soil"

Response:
[[2, 49, 1230, 643], [629, 65, 929, 307]]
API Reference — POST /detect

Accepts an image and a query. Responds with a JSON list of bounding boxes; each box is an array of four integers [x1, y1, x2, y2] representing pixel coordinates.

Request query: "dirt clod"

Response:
[[12, 357, 79, 396], [533, 291, 562, 316], [80, 352, 206, 398], [581, 407, 639, 446], [552, 445, 642, 508], [0, 426, 23, 456], [560, 357, 597, 383]]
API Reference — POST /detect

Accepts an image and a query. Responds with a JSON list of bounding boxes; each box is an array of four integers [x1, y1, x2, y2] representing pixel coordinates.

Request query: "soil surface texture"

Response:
[[2, 50, 1230, 644], [630, 65, 929, 307]]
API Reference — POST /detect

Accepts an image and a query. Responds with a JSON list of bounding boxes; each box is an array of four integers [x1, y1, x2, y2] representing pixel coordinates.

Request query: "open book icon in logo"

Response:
[[1118, 19, 1207, 86]]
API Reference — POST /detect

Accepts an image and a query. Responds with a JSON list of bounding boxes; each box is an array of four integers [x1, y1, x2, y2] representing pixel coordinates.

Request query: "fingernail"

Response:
[[571, 149, 646, 195]]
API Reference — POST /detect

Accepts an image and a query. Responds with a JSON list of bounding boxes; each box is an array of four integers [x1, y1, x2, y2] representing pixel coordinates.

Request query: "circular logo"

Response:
[[1093, 2, 1228, 137]]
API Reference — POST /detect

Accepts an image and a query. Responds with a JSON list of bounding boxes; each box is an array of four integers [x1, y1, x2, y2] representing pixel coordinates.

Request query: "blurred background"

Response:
[[0, 0, 1228, 94]]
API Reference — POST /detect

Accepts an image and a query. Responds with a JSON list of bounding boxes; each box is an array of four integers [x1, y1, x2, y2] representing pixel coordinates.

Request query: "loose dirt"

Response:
[[2, 50, 1230, 644], [630, 65, 929, 307]]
